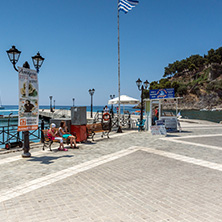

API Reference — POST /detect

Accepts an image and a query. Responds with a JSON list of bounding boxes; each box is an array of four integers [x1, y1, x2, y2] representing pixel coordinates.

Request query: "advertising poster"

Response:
[[18, 67, 39, 131]]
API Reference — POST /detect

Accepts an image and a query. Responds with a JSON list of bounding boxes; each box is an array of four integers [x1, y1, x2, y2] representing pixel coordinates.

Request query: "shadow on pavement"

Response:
[[165, 131, 193, 138], [27, 155, 74, 164], [82, 141, 96, 145]]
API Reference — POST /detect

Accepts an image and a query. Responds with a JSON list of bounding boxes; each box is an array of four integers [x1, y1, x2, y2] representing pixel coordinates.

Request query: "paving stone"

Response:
[[0, 121, 222, 221]]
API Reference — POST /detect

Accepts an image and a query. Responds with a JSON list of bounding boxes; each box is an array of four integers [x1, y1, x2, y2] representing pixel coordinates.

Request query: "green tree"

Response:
[[177, 85, 187, 96], [189, 63, 197, 71], [172, 81, 180, 93], [143, 89, 149, 99], [149, 81, 159, 90], [206, 48, 221, 64]]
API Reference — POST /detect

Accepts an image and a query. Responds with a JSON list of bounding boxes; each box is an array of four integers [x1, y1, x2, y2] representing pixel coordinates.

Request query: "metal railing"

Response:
[[0, 121, 49, 148], [93, 111, 132, 129]]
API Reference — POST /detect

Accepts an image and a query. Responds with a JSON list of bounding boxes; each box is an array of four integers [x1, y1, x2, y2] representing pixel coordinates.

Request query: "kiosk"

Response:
[[144, 88, 182, 133]]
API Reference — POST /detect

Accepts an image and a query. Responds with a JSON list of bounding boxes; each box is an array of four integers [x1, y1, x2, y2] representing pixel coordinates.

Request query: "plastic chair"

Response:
[[136, 119, 146, 131]]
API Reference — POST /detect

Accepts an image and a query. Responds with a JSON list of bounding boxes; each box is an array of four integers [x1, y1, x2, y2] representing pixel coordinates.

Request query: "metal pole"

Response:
[[49, 96, 52, 112], [91, 95, 93, 118], [22, 62, 31, 158], [117, 1, 122, 133], [140, 86, 144, 131], [41, 119, 44, 143], [22, 131, 30, 157]]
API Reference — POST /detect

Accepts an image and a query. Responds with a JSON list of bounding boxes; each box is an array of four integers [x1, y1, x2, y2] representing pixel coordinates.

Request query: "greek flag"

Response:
[[118, 0, 139, 13]]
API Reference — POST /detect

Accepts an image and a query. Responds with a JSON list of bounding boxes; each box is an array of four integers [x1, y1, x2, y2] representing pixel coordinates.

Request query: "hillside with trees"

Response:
[[148, 47, 222, 110]]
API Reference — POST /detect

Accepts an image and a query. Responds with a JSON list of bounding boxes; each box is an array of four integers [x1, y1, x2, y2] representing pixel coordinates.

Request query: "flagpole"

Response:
[[117, 0, 122, 133]]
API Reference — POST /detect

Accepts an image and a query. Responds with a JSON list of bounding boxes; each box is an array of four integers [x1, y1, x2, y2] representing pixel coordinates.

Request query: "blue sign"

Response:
[[149, 88, 175, 99]]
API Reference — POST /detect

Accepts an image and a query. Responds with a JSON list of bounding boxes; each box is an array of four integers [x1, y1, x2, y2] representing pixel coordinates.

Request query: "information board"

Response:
[[149, 88, 175, 99], [160, 117, 177, 132], [151, 125, 167, 135]]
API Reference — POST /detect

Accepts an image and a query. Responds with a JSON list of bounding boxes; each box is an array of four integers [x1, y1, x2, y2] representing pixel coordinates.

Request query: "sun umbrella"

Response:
[[108, 95, 139, 105]]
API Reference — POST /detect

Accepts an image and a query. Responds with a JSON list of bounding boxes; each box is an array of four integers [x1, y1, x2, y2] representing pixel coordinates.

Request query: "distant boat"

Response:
[[200, 108, 208, 111]]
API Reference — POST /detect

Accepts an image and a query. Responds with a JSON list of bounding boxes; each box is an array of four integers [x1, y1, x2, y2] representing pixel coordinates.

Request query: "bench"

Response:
[[42, 128, 71, 151], [86, 123, 110, 141]]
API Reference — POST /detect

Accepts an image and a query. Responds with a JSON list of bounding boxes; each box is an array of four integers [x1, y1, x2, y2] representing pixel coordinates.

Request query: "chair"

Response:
[[136, 119, 146, 131]]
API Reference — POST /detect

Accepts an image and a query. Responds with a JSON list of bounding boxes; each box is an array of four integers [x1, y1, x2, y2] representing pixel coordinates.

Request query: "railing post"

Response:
[[17, 131, 20, 142], [101, 110, 104, 125], [109, 115, 112, 132], [41, 119, 44, 143], [2, 126, 5, 144], [128, 113, 131, 129]]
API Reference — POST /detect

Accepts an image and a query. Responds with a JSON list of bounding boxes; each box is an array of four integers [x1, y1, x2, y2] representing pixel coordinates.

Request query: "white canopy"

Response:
[[108, 95, 139, 105]]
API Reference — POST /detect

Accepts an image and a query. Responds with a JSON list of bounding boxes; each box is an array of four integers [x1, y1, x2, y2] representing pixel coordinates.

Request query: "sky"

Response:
[[0, 0, 222, 106]]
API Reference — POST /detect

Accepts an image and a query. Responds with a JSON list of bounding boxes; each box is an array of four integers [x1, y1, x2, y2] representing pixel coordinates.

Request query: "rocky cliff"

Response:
[[172, 64, 222, 110]]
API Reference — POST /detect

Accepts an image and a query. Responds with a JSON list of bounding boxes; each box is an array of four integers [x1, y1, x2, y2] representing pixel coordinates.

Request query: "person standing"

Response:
[[103, 105, 109, 113], [153, 107, 159, 125]]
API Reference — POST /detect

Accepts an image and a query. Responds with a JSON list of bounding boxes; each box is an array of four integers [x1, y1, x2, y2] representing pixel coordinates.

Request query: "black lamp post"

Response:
[[110, 94, 115, 118], [53, 99, 55, 109], [88, 88, 95, 118], [72, 98, 75, 107], [49, 96, 53, 112], [136, 78, 149, 131], [6, 45, 45, 158]]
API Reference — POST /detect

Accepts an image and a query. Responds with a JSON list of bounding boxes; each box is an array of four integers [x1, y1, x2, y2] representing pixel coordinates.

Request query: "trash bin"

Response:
[[70, 125, 87, 142], [70, 107, 87, 142]]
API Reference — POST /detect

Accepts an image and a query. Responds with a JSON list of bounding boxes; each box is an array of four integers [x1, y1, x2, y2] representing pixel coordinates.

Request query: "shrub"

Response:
[[177, 85, 187, 96]]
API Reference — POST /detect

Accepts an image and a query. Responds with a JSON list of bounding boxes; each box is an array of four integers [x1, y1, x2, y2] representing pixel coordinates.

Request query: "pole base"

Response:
[[22, 152, 31, 158], [117, 126, 122, 133]]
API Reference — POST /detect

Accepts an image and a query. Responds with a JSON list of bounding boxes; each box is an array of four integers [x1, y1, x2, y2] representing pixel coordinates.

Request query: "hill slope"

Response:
[[171, 63, 222, 109], [149, 47, 222, 110]]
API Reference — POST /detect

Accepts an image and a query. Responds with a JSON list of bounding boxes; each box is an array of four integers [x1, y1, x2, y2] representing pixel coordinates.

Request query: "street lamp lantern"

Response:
[[136, 78, 142, 89], [32, 52, 45, 73], [144, 80, 149, 89], [6, 45, 21, 71], [110, 94, 115, 99], [72, 98, 75, 107], [136, 78, 149, 131], [89, 88, 95, 95]]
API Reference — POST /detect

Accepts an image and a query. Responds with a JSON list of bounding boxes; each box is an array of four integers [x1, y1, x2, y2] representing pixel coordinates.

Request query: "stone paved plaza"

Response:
[[1, 120, 222, 221]]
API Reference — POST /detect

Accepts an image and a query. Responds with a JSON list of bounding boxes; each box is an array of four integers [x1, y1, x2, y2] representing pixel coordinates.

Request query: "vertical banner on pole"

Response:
[[18, 67, 39, 131]]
